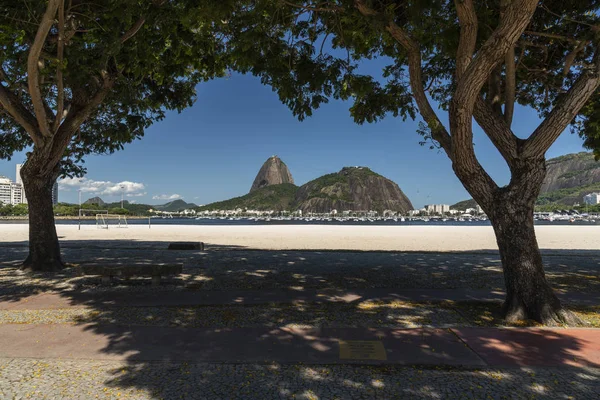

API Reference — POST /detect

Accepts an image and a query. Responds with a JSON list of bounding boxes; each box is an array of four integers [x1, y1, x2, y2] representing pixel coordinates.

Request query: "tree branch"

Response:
[[53, 0, 66, 133], [354, 0, 452, 157], [563, 40, 589, 76], [523, 53, 600, 158], [499, 0, 516, 126], [454, 0, 478, 78], [27, 0, 59, 138], [449, 0, 521, 205], [487, 64, 503, 115], [453, 0, 538, 118], [48, 71, 115, 168], [523, 30, 580, 44], [0, 85, 44, 146], [120, 17, 146, 44], [474, 97, 519, 162], [504, 46, 516, 125]]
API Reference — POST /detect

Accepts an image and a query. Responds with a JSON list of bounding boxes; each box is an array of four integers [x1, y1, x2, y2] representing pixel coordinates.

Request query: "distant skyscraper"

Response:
[[15, 164, 23, 185], [15, 164, 27, 204]]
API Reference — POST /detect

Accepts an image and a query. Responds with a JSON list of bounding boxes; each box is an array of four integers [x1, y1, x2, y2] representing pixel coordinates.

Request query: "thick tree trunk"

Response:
[[477, 158, 581, 325], [489, 200, 579, 325], [20, 159, 64, 272]]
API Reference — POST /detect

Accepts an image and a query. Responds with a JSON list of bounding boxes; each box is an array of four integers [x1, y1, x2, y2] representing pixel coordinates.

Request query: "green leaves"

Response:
[[0, 0, 236, 175]]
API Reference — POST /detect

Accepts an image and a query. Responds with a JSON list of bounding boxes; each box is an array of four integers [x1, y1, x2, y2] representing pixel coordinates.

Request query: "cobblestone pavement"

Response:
[[0, 359, 598, 400]]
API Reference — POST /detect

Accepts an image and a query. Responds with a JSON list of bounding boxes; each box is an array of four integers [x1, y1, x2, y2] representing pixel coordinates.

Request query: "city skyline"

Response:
[[0, 72, 590, 209]]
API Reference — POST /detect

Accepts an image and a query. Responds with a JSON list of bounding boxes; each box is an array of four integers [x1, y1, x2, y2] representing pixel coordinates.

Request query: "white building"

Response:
[[0, 177, 12, 205], [0, 177, 26, 206], [424, 204, 450, 215], [11, 183, 24, 205], [408, 208, 427, 216], [15, 164, 23, 185], [15, 164, 27, 205], [583, 193, 600, 205]]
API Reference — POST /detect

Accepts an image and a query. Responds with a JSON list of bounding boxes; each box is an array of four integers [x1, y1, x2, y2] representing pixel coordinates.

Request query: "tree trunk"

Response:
[[489, 200, 579, 325], [20, 158, 64, 272], [481, 159, 580, 325]]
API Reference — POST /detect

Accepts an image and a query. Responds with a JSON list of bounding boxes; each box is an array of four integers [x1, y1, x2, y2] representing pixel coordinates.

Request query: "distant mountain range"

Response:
[[452, 152, 600, 209], [198, 157, 413, 213], [82, 197, 197, 212], [153, 199, 198, 212]]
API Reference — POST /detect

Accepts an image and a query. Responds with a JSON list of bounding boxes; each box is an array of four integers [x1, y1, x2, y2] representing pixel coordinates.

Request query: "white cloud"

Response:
[[127, 192, 147, 197], [152, 194, 182, 201], [58, 177, 146, 197]]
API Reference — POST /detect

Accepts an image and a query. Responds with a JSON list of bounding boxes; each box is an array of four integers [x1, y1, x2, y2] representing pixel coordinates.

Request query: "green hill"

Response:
[[294, 167, 413, 213], [536, 183, 600, 207], [197, 183, 299, 211], [153, 199, 197, 212], [450, 199, 478, 211]]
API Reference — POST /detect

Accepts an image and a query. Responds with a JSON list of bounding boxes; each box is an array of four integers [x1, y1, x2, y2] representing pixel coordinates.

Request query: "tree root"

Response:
[[503, 298, 583, 326], [21, 255, 65, 273]]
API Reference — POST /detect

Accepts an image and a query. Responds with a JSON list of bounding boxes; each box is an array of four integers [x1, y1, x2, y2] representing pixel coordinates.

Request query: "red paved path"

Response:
[[0, 324, 597, 368]]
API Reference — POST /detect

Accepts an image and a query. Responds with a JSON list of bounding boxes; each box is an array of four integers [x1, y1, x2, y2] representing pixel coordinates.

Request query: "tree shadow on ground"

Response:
[[2, 239, 598, 304], [0, 241, 598, 398]]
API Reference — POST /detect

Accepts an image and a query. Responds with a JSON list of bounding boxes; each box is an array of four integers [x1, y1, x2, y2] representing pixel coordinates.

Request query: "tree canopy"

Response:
[[228, 0, 600, 158], [0, 0, 235, 176]]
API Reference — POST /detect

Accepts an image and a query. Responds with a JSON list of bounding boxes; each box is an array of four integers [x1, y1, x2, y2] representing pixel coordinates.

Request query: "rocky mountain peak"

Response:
[[84, 196, 105, 206], [294, 167, 413, 213], [541, 152, 600, 193], [250, 155, 294, 193]]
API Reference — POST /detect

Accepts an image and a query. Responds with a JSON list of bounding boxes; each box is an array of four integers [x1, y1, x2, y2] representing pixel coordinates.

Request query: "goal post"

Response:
[[96, 213, 128, 229], [96, 213, 108, 229], [76, 209, 129, 229]]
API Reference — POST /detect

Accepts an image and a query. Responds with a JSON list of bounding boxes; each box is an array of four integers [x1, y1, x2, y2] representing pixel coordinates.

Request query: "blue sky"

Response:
[[0, 72, 588, 209]]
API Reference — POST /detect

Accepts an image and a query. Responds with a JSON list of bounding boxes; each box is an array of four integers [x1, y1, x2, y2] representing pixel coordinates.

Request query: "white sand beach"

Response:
[[0, 223, 598, 252]]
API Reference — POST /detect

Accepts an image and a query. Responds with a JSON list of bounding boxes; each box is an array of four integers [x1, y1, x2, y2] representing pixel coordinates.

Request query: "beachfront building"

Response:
[[0, 177, 12, 205], [11, 183, 24, 205], [583, 193, 600, 205], [424, 204, 451, 215], [408, 208, 427, 216], [0, 176, 27, 205]]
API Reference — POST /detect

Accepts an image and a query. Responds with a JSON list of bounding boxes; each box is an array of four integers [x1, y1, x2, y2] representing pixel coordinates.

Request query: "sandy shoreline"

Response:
[[0, 224, 598, 252]]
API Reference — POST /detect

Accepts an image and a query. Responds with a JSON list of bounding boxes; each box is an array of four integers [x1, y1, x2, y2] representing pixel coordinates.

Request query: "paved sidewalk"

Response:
[[1, 288, 598, 310], [0, 323, 597, 368]]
